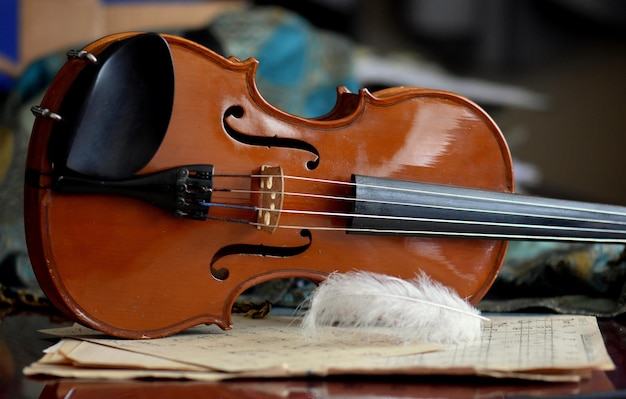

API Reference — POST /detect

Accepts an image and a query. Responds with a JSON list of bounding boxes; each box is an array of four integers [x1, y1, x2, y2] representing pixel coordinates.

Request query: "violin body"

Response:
[[25, 33, 514, 338]]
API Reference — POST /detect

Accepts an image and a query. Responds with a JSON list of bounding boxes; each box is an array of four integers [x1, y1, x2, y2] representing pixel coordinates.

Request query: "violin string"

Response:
[[216, 173, 626, 219], [199, 200, 626, 242], [197, 203, 626, 243], [215, 187, 626, 228], [277, 174, 626, 219], [246, 221, 626, 243], [211, 175, 626, 225], [209, 173, 626, 240], [203, 195, 626, 241], [249, 205, 626, 236]]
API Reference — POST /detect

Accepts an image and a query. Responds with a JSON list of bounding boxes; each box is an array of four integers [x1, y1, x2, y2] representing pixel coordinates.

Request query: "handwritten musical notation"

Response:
[[350, 315, 613, 378], [25, 314, 614, 382]]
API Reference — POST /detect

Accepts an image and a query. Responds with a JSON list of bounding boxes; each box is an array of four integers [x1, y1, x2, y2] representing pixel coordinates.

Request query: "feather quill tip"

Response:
[[300, 271, 486, 344]]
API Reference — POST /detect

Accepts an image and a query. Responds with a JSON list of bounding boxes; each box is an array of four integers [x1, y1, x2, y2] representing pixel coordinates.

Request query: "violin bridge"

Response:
[[256, 165, 284, 233]]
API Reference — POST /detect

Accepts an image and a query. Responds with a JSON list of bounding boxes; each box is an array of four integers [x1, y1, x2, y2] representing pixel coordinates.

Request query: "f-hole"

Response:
[[210, 229, 313, 280], [223, 106, 320, 170]]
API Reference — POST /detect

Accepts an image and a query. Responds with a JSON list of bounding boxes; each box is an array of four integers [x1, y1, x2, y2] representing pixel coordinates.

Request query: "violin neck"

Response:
[[350, 175, 626, 243]]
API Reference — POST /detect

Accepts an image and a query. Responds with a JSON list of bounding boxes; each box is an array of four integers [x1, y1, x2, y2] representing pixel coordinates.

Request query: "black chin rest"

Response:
[[49, 33, 175, 180]]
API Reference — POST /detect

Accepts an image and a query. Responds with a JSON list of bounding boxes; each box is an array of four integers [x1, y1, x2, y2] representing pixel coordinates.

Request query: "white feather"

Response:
[[300, 271, 486, 344]]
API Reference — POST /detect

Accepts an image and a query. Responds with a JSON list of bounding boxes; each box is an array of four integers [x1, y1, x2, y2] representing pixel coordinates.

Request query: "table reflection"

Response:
[[36, 373, 615, 399]]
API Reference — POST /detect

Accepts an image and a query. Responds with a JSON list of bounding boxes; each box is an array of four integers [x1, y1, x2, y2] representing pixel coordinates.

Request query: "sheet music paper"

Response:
[[330, 315, 614, 376], [35, 316, 441, 374], [25, 314, 614, 382]]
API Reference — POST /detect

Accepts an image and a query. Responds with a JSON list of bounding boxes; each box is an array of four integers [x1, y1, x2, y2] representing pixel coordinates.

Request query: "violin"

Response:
[[25, 32, 626, 338]]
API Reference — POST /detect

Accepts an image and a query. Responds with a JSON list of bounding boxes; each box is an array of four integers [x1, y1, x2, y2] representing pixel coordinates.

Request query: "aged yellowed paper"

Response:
[[24, 314, 614, 382]]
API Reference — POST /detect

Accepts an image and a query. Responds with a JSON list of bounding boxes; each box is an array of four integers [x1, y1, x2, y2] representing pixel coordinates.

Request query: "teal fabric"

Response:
[[209, 7, 359, 118], [479, 242, 626, 317]]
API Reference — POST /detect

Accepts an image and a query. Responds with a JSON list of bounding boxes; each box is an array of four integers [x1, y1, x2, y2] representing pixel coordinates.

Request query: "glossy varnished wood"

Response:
[[24, 33, 513, 338]]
